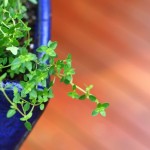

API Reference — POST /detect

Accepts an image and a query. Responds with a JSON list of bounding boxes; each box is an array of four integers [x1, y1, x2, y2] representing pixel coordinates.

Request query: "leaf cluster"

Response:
[[0, 0, 109, 131]]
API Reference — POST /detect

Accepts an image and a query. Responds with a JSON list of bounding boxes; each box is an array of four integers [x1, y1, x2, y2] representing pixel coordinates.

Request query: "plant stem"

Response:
[[0, 88, 25, 116], [55, 73, 100, 104], [21, 97, 40, 106], [17, 0, 21, 13], [29, 103, 35, 114], [0, 27, 6, 36], [70, 82, 86, 94], [1, 21, 10, 29], [21, 102, 26, 115], [56, 73, 86, 94], [0, 64, 11, 69]]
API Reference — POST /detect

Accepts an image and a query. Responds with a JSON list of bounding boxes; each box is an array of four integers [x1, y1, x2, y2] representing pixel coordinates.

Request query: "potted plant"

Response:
[[0, 0, 109, 149]]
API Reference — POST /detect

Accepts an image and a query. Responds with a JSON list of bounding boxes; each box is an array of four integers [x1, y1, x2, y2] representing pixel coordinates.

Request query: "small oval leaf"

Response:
[[89, 95, 97, 102], [7, 109, 16, 118], [24, 121, 32, 131]]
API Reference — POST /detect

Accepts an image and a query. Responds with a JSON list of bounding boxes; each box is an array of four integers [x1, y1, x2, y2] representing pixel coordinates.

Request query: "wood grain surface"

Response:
[[21, 0, 150, 149]]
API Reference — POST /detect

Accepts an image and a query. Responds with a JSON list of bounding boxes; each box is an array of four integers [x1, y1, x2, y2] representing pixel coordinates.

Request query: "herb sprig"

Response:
[[0, 0, 109, 131]]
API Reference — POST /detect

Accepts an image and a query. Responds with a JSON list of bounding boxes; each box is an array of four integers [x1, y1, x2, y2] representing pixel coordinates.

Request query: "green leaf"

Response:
[[49, 66, 55, 75], [61, 76, 72, 84], [102, 103, 109, 108], [2, 57, 7, 65], [0, 73, 7, 82], [37, 95, 43, 103], [64, 79, 70, 84], [92, 109, 99, 116], [4, 0, 8, 7], [24, 102, 30, 112], [48, 41, 57, 49], [28, 0, 37, 4], [13, 93, 20, 103], [29, 89, 37, 99], [26, 61, 32, 71], [37, 46, 47, 52], [86, 85, 93, 92], [66, 54, 72, 67], [24, 38, 32, 47], [14, 30, 24, 38], [64, 67, 75, 76], [43, 95, 48, 102], [97, 103, 102, 108], [68, 91, 79, 99], [67, 54, 72, 60], [79, 95, 86, 100], [89, 95, 97, 102], [40, 104, 45, 110], [20, 112, 32, 121], [34, 70, 48, 82], [19, 53, 37, 62], [48, 89, 54, 98], [13, 87, 18, 94], [24, 121, 32, 131], [41, 54, 49, 63], [11, 58, 21, 70], [7, 109, 16, 118], [72, 85, 76, 90], [96, 103, 108, 117], [46, 48, 56, 57], [22, 81, 35, 94], [41, 80, 46, 87], [99, 110, 106, 117], [6, 46, 19, 55]]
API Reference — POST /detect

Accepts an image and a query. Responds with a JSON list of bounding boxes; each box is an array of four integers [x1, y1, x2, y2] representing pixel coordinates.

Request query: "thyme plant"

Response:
[[0, 0, 109, 131]]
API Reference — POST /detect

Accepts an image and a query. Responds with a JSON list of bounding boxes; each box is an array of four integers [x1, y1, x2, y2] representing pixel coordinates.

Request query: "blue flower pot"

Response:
[[0, 0, 51, 149]]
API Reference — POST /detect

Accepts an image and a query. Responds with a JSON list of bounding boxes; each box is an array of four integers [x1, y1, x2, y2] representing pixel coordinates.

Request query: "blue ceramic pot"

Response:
[[0, 0, 51, 149]]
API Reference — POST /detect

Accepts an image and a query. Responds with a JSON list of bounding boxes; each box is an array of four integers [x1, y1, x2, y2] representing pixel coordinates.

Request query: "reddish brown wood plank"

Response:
[[21, 0, 150, 149]]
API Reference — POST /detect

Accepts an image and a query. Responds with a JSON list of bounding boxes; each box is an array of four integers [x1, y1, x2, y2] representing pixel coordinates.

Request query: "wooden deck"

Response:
[[21, 0, 150, 149]]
